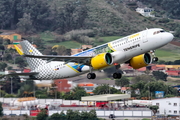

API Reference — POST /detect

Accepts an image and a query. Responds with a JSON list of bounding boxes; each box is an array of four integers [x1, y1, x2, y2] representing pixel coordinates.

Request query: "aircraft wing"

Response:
[[24, 54, 93, 65]]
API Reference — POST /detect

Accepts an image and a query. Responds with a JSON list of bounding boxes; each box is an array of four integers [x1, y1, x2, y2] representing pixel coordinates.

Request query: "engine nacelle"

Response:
[[130, 53, 152, 69], [91, 53, 113, 70]]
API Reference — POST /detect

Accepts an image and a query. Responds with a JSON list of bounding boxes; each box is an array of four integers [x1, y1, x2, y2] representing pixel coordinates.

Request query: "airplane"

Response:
[[9, 28, 173, 80]]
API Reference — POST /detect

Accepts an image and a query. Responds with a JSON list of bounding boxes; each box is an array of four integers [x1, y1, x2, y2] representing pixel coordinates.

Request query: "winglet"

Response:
[[14, 45, 24, 55]]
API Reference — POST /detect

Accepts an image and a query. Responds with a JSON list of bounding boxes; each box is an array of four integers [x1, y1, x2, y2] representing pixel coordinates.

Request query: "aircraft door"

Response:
[[142, 29, 148, 43]]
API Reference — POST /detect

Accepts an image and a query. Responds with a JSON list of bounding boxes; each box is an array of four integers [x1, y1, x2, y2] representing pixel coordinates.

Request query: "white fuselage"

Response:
[[32, 28, 173, 80]]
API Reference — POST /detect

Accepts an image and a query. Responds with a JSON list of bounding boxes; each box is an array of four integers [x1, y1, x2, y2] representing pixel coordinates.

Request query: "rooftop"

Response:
[[0, 32, 16, 35], [81, 94, 130, 101]]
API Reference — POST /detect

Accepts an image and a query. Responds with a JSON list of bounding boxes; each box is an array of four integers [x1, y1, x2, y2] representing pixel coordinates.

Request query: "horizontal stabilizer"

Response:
[[7, 72, 39, 76]]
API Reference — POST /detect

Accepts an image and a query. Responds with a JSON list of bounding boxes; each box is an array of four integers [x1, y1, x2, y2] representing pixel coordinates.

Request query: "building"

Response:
[[54, 79, 71, 92], [34, 80, 53, 88], [166, 70, 180, 77], [165, 65, 180, 70], [136, 7, 155, 17], [152, 97, 180, 116], [71, 49, 82, 55], [78, 83, 98, 94], [81, 45, 92, 50], [0, 32, 21, 41], [121, 87, 131, 94]]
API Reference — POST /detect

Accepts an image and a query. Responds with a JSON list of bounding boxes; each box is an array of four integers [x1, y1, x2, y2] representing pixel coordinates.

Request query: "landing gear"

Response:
[[153, 57, 158, 62], [113, 64, 122, 79], [87, 73, 96, 79], [87, 67, 96, 79], [150, 50, 158, 62], [113, 72, 122, 79]]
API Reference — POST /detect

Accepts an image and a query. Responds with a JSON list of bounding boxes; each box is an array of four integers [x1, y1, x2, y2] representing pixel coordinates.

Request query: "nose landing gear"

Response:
[[153, 57, 158, 62], [150, 50, 158, 62]]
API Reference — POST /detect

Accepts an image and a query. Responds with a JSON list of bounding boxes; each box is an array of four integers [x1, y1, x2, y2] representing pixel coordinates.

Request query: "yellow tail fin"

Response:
[[14, 45, 24, 55]]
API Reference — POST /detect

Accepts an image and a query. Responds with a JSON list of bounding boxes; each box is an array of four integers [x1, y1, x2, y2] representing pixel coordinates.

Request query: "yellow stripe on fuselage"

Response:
[[108, 43, 116, 52], [66, 64, 80, 73]]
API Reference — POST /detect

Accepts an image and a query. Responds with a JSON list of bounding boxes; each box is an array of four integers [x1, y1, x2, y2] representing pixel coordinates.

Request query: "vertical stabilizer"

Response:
[[20, 40, 47, 70]]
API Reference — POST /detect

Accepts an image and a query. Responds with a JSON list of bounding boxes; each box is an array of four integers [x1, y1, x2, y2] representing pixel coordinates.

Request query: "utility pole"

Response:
[[11, 77, 13, 94]]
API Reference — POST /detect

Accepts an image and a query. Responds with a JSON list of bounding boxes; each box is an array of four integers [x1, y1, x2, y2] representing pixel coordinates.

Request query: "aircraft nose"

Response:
[[165, 32, 174, 42]]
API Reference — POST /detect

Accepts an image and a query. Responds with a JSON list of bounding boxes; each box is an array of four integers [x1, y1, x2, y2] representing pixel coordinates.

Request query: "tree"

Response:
[[59, 111, 66, 120], [17, 80, 36, 97], [63, 86, 89, 100], [0, 0, 13, 29], [7, 66, 13, 70], [49, 112, 66, 120], [115, 76, 130, 87], [88, 110, 97, 120], [80, 111, 89, 120], [2, 54, 12, 61], [152, 71, 168, 81], [15, 57, 27, 70], [73, 90, 88, 100], [17, 13, 35, 34], [173, 60, 180, 65], [0, 62, 7, 71], [16, 0, 50, 31], [131, 74, 154, 84], [131, 81, 146, 98], [93, 84, 120, 95], [0, 102, 3, 117], [66, 110, 80, 120], [2, 76, 21, 94], [52, 45, 68, 55], [149, 105, 159, 116], [36, 109, 48, 120]]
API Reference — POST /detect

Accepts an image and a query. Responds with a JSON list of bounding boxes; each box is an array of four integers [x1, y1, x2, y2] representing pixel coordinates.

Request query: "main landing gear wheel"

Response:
[[87, 73, 96, 79], [113, 72, 122, 79]]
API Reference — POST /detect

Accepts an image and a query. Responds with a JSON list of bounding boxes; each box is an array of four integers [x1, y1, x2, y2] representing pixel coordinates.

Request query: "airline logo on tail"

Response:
[[14, 44, 24, 55]]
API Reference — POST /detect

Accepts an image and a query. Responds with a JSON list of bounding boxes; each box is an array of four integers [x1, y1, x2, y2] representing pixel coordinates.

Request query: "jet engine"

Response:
[[129, 53, 152, 69], [91, 53, 113, 70]]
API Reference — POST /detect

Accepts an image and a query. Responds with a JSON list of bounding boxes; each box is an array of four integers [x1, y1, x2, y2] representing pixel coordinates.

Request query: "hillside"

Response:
[[137, 0, 180, 19], [0, 0, 164, 36]]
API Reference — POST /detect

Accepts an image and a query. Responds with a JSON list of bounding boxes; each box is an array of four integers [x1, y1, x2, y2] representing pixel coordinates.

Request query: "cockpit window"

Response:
[[153, 30, 165, 35], [160, 30, 165, 32]]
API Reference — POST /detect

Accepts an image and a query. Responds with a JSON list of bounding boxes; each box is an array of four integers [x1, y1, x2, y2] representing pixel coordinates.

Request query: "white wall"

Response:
[[152, 97, 180, 115], [3, 110, 152, 117]]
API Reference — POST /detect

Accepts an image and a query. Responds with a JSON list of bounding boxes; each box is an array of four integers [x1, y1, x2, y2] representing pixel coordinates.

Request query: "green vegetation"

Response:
[[0, 0, 164, 37], [156, 49, 180, 61], [36, 109, 48, 120], [0, 102, 3, 117], [51, 41, 81, 49], [95, 36, 122, 45], [149, 105, 159, 116], [40, 32, 55, 42], [130, 74, 178, 99]]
